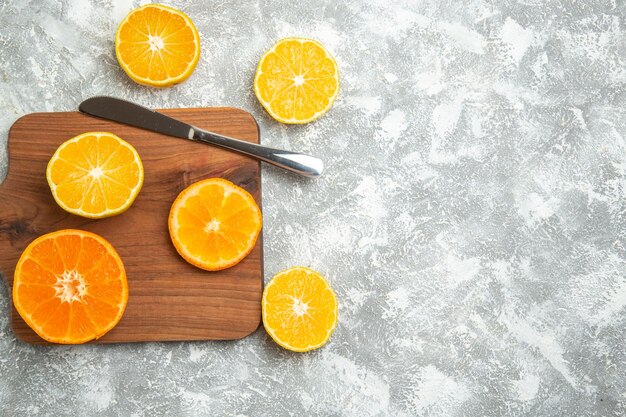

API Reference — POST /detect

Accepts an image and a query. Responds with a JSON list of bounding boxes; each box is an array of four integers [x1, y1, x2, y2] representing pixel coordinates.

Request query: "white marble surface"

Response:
[[1, 0, 626, 415]]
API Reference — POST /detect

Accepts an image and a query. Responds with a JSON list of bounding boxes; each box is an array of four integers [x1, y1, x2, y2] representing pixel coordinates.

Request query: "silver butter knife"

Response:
[[78, 96, 324, 177]]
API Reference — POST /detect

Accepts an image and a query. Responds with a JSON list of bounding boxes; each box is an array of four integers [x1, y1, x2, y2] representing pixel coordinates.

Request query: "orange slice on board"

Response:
[[12, 229, 128, 344], [262, 267, 338, 352], [115, 4, 201, 87], [254, 37, 340, 124], [168, 178, 262, 271], [46, 132, 144, 219]]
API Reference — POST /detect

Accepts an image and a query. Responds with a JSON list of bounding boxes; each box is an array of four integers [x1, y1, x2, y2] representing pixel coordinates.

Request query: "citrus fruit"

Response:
[[13, 229, 128, 344], [168, 178, 262, 271], [254, 37, 340, 124], [262, 267, 338, 352], [115, 4, 201, 87], [46, 132, 144, 219]]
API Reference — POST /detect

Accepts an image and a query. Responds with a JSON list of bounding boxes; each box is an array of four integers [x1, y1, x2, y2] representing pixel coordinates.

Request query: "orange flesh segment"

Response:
[[46, 132, 144, 219], [254, 38, 339, 124], [262, 267, 338, 352], [115, 4, 200, 87], [168, 178, 262, 271], [13, 230, 128, 344]]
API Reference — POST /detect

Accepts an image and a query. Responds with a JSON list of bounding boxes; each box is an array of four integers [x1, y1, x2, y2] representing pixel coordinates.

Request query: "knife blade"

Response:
[[79, 96, 195, 140], [78, 96, 324, 177]]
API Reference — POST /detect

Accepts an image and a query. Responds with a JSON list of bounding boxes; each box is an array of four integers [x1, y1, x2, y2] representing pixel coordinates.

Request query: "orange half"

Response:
[[115, 4, 201, 87], [254, 37, 340, 124], [46, 132, 144, 219], [12, 229, 128, 344], [262, 267, 338, 352], [168, 178, 262, 271]]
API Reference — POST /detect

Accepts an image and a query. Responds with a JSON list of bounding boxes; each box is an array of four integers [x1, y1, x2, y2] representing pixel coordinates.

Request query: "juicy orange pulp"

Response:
[[115, 4, 201, 87], [168, 178, 262, 271], [262, 267, 338, 352], [254, 37, 340, 124], [46, 132, 143, 219], [13, 229, 128, 344]]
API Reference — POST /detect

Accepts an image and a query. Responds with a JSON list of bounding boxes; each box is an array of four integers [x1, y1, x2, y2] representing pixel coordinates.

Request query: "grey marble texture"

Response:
[[1, 0, 626, 415]]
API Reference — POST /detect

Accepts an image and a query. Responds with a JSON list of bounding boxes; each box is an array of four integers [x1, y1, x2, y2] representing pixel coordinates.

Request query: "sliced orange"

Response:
[[115, 4, 201, 87], [46, 132, 144, 219], [254, 37, 340, 124], [168, 178, 262, 271], [262, 267, 338, 352], [13, 229, 128, 344]]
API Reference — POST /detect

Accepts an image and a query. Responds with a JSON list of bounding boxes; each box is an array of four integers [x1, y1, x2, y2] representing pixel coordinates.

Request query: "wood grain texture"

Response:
[[0, 108, 263, 344]]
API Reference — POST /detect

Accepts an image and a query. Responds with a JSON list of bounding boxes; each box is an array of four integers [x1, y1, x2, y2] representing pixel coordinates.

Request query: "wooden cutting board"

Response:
[[0, 107, 263, 344]]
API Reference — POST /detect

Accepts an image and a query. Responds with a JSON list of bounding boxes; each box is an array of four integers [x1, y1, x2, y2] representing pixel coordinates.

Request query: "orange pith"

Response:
[[262, 267, 338, 352], [12, 229, 128, 344], [168, 178, 263, 271], [254, 37, 340, 124], [115, 4, 201, 87]]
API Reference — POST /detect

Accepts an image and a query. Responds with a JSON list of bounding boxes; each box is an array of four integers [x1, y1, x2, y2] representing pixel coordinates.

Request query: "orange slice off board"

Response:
[[0, 108, 263, 344]]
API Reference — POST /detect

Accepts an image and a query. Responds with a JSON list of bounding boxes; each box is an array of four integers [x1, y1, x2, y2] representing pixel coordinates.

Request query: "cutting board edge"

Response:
[[9, 316, 264, 345]]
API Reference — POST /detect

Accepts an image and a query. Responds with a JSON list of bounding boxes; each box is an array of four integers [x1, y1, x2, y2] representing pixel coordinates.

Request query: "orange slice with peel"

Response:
[[46, 132, 144, 219], [13, 229, 128, 344], [254, 37, 340, 124], [168, 178, 262, 271], [115, 4, 201, 87], [262, 266, 338, 352]]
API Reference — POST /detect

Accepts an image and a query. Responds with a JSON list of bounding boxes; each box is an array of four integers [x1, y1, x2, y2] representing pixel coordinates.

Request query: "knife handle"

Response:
[[192, 128, 324, 177]]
